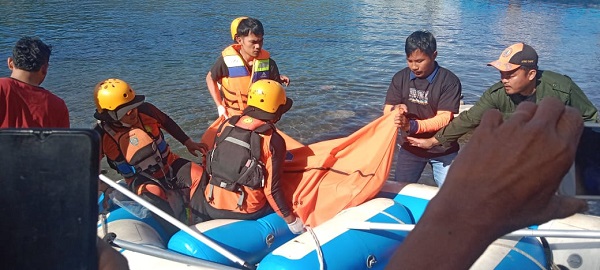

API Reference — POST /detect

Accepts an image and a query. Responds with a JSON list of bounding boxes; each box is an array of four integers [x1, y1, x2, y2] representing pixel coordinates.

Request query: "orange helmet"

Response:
[[230, 16, 248, 40], [94, 78, 145, 121], [245, 79, 292, 121]]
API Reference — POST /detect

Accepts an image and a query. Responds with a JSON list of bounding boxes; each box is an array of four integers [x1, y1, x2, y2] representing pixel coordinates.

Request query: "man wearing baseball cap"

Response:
[[408, 42, 598, 157]]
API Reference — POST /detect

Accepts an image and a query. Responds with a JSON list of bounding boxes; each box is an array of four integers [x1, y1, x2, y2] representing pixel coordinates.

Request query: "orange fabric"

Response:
[[103, 113, 166, 160], [137, 183, 168, 200], [415, 110, 453, 134], [200, 112, 397, 226], [236, 115, 267, 130], [117, 127, 158, 163], [200, 115, 227, 147], [201, 115, 303, 150], [281, 112, 398, 226], [199, 107, 246, 147]]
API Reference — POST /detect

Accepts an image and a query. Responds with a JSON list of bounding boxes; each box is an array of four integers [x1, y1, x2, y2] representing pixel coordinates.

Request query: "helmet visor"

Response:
[[106, 95, 145, 121]]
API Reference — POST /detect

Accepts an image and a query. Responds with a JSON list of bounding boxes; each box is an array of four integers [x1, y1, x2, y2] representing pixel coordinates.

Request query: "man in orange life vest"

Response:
[[205, 17, 290, 119], [190, 79, 304, 234], [94, 78, 206, 235]]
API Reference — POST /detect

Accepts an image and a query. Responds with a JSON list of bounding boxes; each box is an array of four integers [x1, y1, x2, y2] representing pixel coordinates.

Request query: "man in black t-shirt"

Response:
[[383, 31, 462, 186]]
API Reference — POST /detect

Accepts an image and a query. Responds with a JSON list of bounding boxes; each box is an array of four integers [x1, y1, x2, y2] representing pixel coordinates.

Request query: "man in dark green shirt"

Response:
[[408, 42, 598, 150]]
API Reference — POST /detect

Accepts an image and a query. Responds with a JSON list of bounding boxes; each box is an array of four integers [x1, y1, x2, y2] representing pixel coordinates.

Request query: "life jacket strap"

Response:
[[207, 184, 214, 203], [206, 184, 246, 211], [237, 189, 245, 210]]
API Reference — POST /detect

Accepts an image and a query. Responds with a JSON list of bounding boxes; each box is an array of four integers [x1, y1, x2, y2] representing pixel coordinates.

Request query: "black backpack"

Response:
[[206, 115, 273, 192]]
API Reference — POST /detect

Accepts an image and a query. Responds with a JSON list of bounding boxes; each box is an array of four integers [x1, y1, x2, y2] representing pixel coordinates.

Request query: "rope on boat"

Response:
[[306, 225, 325, 270]]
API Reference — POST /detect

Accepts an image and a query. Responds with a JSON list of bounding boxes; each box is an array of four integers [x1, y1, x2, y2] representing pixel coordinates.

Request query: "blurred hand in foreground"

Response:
[[98, 237, 129, 270], [387, 98, 588, 270]]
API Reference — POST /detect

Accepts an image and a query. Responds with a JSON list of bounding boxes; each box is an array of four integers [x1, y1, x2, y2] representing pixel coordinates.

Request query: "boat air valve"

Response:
[[366, 254, 377, 268], [567, 253, 583, 269], [265, 234, 275, 248]]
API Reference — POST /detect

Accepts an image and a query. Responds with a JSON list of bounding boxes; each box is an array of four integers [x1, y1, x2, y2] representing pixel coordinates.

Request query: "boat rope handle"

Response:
[[306, 225, 324, 270]]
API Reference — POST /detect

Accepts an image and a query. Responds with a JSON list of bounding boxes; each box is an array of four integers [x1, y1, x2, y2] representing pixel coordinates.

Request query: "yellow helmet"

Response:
[[94, 78, 145, 121], [230, 16, 248, 40], [247, 79, 290, 114]]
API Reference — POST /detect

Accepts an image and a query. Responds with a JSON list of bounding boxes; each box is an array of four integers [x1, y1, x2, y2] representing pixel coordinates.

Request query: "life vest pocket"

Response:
[[208, 157, 265, 192], [118, 128, 165, 174]]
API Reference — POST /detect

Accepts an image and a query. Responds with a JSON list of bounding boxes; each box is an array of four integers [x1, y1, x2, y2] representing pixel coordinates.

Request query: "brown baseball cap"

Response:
[[488, 43, 538, 71]]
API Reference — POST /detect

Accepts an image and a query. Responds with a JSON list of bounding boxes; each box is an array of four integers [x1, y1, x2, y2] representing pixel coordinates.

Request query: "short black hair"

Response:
[[237, 17, 264, 37], [12, 36, 52, 72], [405, 31, 436, 57]]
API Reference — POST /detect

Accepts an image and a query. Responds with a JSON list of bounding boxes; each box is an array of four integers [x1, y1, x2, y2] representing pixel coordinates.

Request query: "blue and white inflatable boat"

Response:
[[98, 178, 600, 270]]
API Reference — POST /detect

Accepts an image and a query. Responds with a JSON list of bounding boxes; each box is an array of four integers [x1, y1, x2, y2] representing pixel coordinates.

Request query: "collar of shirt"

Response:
[[409, 62, 439, 83]]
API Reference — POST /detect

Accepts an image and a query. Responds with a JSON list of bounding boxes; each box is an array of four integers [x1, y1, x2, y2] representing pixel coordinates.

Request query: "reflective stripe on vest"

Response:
[[251, 59, 270, 82], [223, 54, 249, 78]]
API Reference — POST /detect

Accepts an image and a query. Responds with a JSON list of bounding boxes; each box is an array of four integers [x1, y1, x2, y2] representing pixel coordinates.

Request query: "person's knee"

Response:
[[188, 163, 205, 198], [138, 183, 168, 201]]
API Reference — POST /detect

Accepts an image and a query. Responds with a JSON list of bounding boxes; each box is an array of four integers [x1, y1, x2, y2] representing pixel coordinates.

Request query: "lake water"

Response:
[[1, 0, 599, 215]]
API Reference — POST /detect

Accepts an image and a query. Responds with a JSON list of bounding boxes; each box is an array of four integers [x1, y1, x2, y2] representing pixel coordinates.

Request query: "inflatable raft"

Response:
[[98, 195, 234, 270], [98, 110, 600, 269], [98, 181, 600, 270], [378, 182, 600, 270]]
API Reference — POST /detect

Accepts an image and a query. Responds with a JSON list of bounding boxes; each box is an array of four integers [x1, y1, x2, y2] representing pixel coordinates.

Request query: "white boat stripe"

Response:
[[192, 219, 241, 232], [379, 210, 406, 224], [490, 241, 546, 270], [271, 198, 397, 259]]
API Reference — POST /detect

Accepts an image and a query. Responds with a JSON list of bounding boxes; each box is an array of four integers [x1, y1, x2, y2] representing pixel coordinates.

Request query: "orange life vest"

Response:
[[204, 115, 276, 214], [220, 45, 271, 112], [101, 114, 176, 181]]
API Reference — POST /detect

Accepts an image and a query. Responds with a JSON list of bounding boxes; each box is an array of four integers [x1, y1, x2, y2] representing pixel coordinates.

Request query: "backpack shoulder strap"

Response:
[[249, 123, 274, 161], [249, 131, 262, 161], [213, 115, 241, 146], [253, 122, 274, 134], [228, 115, 242, 125]]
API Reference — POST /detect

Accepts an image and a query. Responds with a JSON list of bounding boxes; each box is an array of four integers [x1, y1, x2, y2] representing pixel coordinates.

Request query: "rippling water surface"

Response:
[[1, 0, 599, 214]]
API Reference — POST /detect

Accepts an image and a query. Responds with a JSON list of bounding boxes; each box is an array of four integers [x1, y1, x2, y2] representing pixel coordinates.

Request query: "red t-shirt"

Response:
[[0, 77, 69, 128]]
